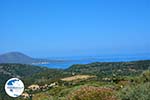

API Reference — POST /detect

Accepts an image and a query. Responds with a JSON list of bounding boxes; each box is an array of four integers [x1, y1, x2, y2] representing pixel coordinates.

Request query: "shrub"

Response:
[[118, 82, 150, 100], [140, 70, 150, 82], [67, 86, 117, 100]]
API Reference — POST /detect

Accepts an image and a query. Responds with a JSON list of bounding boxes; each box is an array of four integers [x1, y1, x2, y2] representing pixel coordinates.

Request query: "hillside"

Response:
[[0, 63, 65, 100], [66, 60, 150, 78], [0, 52, 64, 64], [0, 64, 48, 85], [0, 52, 35, 64], [0, 60, 150, 100]]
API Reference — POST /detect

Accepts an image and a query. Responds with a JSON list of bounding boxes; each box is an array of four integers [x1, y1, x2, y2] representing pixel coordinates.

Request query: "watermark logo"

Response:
[[5, 78, 24, 97]]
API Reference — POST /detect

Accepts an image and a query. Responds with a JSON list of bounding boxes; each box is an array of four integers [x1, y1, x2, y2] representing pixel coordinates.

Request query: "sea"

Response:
[[36, 54, 150, 69]]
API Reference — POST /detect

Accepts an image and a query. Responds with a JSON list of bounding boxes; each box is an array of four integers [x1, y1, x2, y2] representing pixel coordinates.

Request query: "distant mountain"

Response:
[[0, 52, 63, 64]]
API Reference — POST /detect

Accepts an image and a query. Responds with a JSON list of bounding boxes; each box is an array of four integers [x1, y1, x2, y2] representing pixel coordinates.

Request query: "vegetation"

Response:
[[67, 60, 150, 77], [118, 70, 150, 100], [118, 82, 150, 100], [67, 86, 117, 100], [0, 60, 150, 100]]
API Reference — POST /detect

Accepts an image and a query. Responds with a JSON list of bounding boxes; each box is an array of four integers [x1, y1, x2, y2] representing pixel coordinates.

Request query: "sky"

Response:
[[0, 0, 150, 57]]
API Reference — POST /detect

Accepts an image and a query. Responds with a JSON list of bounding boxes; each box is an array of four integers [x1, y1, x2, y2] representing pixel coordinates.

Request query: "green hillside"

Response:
[[0, 64, 47, 100], [0, 60, 150, 100], [67, 60, 150, 77]]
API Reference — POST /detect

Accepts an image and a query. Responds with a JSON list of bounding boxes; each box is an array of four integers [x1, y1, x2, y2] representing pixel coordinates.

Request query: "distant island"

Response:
[[0, 52, 66, 64]]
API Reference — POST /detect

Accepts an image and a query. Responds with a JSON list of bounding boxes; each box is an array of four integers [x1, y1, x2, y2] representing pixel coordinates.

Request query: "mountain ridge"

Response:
[[0, 52, 64, 64]]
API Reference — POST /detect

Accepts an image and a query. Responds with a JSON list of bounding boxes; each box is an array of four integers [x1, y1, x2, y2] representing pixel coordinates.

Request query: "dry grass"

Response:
[[61, 75, 95, 81], [32, 92, 51, 100], [67, 86, 118, 100]]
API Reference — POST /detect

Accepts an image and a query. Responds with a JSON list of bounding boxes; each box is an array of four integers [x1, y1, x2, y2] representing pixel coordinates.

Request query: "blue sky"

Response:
[[0, 0, 150, 57]]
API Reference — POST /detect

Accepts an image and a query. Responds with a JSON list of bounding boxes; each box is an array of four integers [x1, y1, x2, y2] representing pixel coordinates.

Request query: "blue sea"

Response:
[[36, 54, 150, 69]]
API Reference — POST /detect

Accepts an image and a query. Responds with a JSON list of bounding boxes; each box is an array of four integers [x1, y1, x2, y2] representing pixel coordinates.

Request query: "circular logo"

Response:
[[5, 78, 24, 97]]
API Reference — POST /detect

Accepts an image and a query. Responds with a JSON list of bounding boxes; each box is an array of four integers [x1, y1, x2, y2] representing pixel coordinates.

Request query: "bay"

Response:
[[36, 55, 150, 69]]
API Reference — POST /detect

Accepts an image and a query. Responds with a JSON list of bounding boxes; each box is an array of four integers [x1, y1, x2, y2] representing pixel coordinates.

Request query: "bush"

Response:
[[67, 86, 117, 100], [140, 70, 150, 82], [118, 82, 150, 100]]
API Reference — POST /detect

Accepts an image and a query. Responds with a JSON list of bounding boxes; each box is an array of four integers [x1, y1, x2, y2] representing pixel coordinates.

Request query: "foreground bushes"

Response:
[[67, 86, 117, 100], [118, 82, 150, 100], [140, 70, 150, 82]]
